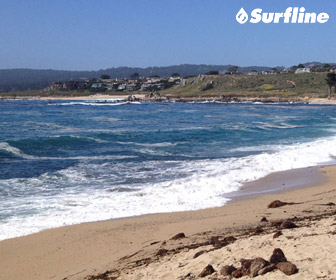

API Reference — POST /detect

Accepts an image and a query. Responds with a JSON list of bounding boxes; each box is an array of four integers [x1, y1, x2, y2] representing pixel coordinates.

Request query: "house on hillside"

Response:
[[247, 70, 259, 75], [261, 70, 278, 75], [295, 68, 311, 74], [281, 68, 293, 74]]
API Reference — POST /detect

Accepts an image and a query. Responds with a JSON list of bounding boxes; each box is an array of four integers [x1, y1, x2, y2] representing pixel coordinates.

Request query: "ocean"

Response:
[[1, 99, 336, 240]]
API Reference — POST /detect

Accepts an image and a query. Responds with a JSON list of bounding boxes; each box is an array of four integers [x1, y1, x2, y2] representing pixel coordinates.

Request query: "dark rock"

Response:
[[199, 264, 216, 277], [193, 250, 206, 259], [270, 248, 287, 264], [268, 200, 288, 208], [240, 258, 253, 276], [155, 248, 169, 257], [273, 231, 283, 238], [258, 264, 276, 275], [276, 262, 298, 275], [232, 268, 243, 278], [126, 95, 140, 102], [260, 217, 268, 222], [250, 258, 268, 277], [220, 265, 237, 276], [171, 232, 186, 240], [280, 220, 298, 229]]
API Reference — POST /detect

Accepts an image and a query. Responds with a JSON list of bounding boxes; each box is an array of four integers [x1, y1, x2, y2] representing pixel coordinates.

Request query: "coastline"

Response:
[[2, 93, 336, 104], [0, 165, 335, 280]]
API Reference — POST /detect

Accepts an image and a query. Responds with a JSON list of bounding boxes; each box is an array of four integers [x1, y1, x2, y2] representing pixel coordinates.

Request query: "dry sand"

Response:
[[0, 166, 335, 280]]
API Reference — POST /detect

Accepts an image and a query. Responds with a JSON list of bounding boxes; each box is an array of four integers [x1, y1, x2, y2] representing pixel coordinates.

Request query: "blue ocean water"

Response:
[[1, 99, 336, 240]]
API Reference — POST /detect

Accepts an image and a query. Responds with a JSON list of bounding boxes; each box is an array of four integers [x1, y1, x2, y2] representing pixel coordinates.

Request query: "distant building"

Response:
[[261, 70, 278, 75], [295, 68, 311, 74], [117, 84, 126, 91], [247, 70, 259, 76], [281, 68, 293, 74]]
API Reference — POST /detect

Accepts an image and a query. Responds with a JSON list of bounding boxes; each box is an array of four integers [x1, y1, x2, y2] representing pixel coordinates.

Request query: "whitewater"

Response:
[[1, 99, 336, 240]]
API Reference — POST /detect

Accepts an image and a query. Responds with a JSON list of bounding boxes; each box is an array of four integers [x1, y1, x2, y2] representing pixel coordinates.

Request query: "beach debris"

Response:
[[276, 262, 298, 275], [270, 248, 287, 264], [171, 232, 186, 240], [199, 264, 216, 277], [271, 219, 298, 229], [258, 264, 276, 275], [232, 268, 243, 278], [268, 200, 290, 208], [209, 235, 237, 248], [86, 269, 120, 280], [254, 227, 264, 235], [220, 265, 237, 276], [280, 220, 298, 229], [260, 217, 268, 222], [273, 231, 283, 238], [135, 257, 151, 266], [319, 202, 335, 206], [249, 258, 268, 277], [193, 250, 206, 259], [155, 248, 169, 257]]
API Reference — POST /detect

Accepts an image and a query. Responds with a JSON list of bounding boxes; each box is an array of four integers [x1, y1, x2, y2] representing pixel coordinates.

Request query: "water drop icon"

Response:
[[236, 8, 248, 24]]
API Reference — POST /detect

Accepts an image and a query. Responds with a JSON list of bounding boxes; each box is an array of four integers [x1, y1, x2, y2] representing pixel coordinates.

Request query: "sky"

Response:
[[0, 0, 335, 70]]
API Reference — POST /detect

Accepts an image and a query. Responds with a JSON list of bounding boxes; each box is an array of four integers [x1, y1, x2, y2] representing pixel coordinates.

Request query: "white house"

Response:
[[295, 68, 311, 74]]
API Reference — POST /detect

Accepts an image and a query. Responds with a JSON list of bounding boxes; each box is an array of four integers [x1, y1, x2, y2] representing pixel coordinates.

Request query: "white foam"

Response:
[[0, 142, 135, 161], [1, 136, 336, 240], [117, 141, 179, 147], [0, 142, 35, 159], [51, 101, 141, 106]]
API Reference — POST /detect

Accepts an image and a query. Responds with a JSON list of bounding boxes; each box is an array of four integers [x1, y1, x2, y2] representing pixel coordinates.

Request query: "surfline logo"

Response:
[[236, 7, 329, 24]]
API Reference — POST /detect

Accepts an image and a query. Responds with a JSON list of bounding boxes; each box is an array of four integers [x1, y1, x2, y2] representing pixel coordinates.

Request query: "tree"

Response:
[[326, 73, 336, 98], [228, 66, 239, 74], [297, 63, 305, 68], [100, 74, 110, 80], [131, 73, 139, 80], [171, 73, 180, 77]]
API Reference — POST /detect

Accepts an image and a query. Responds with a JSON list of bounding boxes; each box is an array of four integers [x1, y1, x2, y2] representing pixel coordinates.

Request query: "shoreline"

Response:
[[2, 93, 336, 104], [0, 165, 335, 279]]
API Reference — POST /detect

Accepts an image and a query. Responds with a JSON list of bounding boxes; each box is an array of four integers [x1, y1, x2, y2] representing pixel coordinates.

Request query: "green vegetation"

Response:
[[162, 72, 330, 99], [326, 73, 336, 98], [100, 74, 110, 80]]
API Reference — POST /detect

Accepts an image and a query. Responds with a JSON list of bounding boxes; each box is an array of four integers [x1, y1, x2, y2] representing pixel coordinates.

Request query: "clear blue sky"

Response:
[[0, 0, 335, 70]]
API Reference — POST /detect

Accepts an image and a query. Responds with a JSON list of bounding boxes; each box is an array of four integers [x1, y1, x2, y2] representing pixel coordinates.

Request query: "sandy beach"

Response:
[[0, 165, 335, 280]]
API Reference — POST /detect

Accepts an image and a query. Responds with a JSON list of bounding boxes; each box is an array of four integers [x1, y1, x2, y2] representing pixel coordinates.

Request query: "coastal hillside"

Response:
[[0, 65, 279, 93], [162, 72, 330, 99]]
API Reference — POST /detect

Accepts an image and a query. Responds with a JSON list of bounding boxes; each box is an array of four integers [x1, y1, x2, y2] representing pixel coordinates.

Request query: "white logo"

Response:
[[236, 7, 329, 24], [236, 8, 248, 24]]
